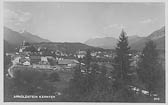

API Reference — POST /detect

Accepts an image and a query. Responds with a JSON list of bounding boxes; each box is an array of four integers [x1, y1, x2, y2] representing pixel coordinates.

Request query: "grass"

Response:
[[4, 65, 74, 102]]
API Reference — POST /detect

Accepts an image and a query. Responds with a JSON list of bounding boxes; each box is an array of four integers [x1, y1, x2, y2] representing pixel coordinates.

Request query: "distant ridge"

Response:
[[130, 26, 165, 50], [85, 26, 165, 50], [4, 27, 51, 52], [4, 27, 50, 45], [85, 37, 117, 49], [34, 42, 102, 53], [85, 35, 144, 49]]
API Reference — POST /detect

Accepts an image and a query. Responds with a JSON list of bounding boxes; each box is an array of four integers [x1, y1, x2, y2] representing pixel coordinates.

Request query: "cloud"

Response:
[[104, 24, 125, 30], [4, 9, 32, 27], [139, 18, 157, 24]]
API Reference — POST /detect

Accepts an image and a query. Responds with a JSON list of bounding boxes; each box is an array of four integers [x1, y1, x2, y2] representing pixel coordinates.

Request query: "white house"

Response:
[[23, 61, 30, 66], [19, 48, 23, 53], [77, 51, 86, 58], [41, 56, 48, 62]]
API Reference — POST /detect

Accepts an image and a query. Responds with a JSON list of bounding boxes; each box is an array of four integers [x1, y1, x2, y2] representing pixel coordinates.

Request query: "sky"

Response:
[[4, 2, 165, 42]]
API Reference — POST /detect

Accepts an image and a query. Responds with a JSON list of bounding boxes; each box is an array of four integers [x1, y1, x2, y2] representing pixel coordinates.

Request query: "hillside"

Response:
[[4, 27, 27, 45], [85, 26, 165, 50], [33, 42, 102, 53], [85, 35, 144, 49], [130, 26, 165, 50], [4, 27, 50, 46], [4, 40, 17, 53], [21, 31, 50, 43], [128, 35, 145, 45]]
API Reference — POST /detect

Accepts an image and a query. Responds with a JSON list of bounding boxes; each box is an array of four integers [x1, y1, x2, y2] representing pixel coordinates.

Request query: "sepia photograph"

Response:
[[3, 1, 166, 103]]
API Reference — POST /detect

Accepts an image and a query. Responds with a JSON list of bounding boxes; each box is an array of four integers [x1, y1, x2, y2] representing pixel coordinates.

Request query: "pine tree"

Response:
[[113, 30, 131, 84], [85, 50, 92, 71], [137, 40, 164, 98]]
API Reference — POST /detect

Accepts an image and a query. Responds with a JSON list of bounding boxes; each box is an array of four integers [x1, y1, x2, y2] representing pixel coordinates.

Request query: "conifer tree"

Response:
[[113, 30, 131, 84], [85, 50, 92, 71]]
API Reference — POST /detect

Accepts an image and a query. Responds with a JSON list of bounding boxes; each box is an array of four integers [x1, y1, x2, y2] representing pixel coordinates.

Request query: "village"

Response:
[[5, 40, 142, 79]]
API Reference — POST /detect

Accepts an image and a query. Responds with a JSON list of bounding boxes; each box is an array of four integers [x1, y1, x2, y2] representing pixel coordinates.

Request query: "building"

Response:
[[30, 56, 41, 64], [77, 51, 86, 58], [58, 59, 79, 68], [19, 56, 30, 65], [41, 56, 48, 62], [18, 41, 30, 53], [23, 61, 31, 66]]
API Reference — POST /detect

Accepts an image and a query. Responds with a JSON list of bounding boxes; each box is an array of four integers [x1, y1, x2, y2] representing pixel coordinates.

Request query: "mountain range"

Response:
[[85, 26, 165, 50], [4, 27, 100, 53], [4, 27, 50, 45], [4, 26, 165, 53], [130, 26, 165, 50], [4, 27, 50, 52]]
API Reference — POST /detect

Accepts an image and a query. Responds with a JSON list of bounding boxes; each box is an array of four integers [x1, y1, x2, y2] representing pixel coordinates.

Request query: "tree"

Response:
[[113, 30, 131, 85], [84, 50, 92, 71], [137, 40, 165, 100], [24, 45, 37, 53], [24, 42, 30, 46]]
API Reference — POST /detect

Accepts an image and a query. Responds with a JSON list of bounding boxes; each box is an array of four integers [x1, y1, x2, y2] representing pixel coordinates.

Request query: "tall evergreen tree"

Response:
[[113, 30, 131, 84]]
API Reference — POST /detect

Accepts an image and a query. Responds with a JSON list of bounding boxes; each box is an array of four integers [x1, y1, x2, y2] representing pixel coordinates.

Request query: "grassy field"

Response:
[[4, 66, 74, 102]]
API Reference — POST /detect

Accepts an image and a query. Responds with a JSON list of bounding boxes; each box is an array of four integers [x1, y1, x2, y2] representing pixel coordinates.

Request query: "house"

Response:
[[39, 59, 50, 65], [23, 61, 30, 66], [58, 59, 79, 68], [77, 51, 86, 58], [19, 48, 23, 53], [19, 56, 30, 65], [30, 56, 41, 64], [91, 52, 97, 57], [41, 56, 48, 62]]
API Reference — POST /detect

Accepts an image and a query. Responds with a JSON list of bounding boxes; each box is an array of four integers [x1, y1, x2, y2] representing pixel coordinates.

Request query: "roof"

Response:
[[77, 51, 86, 55], [58, 59, 79, 65], [30, 56, 41, 60]]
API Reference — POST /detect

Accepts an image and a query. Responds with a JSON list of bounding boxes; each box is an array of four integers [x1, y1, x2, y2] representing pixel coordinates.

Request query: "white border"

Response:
[[0, 0, 167, 105]]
